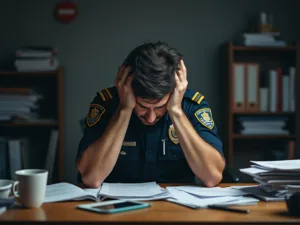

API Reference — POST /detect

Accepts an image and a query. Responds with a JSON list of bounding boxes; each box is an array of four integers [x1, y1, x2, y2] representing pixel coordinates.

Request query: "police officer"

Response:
[[76, 42, 225, 188]]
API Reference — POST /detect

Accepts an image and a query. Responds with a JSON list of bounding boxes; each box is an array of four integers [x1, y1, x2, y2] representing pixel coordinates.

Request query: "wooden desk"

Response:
[[0, 183, 299, 224]]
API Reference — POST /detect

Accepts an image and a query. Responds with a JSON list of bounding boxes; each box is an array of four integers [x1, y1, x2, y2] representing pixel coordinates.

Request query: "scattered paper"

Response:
[[99, 182, 164, 198], [174, 186, 247, 197], [44, 182, 99, 203]]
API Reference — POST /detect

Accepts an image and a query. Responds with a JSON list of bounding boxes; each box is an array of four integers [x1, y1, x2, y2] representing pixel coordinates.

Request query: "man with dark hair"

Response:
[[76, 41, 225, 188]]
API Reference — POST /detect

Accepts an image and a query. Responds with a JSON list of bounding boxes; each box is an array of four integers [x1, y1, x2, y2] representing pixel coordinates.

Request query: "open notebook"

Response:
[[44, 182, 170, 203]]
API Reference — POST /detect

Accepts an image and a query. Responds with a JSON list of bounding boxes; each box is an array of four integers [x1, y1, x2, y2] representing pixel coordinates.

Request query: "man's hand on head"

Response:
[[114, 65, 136, 111], [167, 60, 188, 115]]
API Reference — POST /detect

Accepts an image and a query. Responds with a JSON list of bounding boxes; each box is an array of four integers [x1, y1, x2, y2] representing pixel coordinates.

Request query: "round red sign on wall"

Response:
[[55, 1, 78, 23]]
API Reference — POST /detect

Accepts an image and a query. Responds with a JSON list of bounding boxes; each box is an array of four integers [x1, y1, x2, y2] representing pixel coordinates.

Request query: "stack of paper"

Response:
[[165, 186, 259, 209], [239, 159, 300, 201]]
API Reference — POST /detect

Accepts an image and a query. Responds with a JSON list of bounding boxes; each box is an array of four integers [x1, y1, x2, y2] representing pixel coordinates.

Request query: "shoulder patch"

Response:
[[195, 108, 214, 129], [98, 88, 113, 102], [86, 104, 105, 127]]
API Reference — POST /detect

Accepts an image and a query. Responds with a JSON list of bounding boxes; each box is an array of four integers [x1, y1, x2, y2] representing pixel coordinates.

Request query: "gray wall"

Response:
[[1, 0, 300, 183]]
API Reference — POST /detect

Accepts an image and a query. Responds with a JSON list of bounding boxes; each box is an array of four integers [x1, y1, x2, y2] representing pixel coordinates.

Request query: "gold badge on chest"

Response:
[[168, 124, 179, 144]]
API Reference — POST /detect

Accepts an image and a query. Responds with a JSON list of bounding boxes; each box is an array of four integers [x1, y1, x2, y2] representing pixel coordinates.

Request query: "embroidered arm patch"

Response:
[[195, 108, 214, 129], [86, 104, 105, 127]]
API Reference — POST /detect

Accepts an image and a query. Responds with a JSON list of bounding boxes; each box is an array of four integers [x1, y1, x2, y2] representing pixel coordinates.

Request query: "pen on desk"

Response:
[[208, 205, 250, 214]]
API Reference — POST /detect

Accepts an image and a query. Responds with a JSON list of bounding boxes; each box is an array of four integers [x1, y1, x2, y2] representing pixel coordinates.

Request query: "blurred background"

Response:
[[0, 0, 299, 184]]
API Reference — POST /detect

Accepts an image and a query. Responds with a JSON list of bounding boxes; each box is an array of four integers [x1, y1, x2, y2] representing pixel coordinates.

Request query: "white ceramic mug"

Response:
[[0, 179, 13, 198], [11, 169, 48, 208]]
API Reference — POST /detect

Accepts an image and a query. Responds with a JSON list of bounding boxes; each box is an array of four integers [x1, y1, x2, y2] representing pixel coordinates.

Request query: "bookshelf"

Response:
[[0, 68, 64, 183], [223, 41, 299, 169]]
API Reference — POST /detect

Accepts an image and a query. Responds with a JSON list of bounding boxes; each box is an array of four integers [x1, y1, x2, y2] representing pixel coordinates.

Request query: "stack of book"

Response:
[[242, 32, 286, 47], [0, 87, 42, 121], [14, 46, 59, 71], [236, 116, 290, 135], [239, 160, 300, 200]]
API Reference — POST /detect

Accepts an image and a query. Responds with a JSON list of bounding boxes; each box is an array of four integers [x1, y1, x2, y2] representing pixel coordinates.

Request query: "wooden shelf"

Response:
[[233, 112, 295, 116], [232, 45, 296, 51], [0, 69, 60, 77], [0, 121, 58, 127], [0, 67, 64, 183], [233, 134, 296, 139], [223, 41, 299, 167]]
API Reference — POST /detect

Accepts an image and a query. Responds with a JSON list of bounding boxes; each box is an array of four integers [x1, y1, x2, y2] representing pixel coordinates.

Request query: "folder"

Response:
[[287, 140, 296, 160], [282, 74, 290, 112], [289, 67, 296, 112], [269, 70, 277, 112], [232, 63, 246, 112], [276, 68, 282, 112], [246, 63, 259, 112]]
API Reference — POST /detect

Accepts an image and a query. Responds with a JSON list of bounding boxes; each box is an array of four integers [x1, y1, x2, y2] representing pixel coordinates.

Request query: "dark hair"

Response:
[[123, 41, 182, 99]]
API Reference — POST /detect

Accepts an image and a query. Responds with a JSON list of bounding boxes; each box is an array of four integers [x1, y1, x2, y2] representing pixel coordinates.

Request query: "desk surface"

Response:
[[0, 183, 299, 224]]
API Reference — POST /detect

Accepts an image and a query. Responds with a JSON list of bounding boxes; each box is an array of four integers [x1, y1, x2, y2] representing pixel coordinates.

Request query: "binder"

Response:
[[269, 70, 277, 112], [289, 67, 296, 112], [276, 68, 282, 112], [246, 63, 259, 112], [282, 73, 289, 112], [232, 63, 246, 112]]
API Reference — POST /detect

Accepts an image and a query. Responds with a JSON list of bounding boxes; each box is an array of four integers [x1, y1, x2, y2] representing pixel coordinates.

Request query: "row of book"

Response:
[[14, 46, 59, 71], [0, 87, 42, 121], [232, 63, 295, 113], [0, 130, 58, 184]]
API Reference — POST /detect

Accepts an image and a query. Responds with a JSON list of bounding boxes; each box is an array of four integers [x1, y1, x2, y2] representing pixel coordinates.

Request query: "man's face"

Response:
[[134, 94, 170, 126]]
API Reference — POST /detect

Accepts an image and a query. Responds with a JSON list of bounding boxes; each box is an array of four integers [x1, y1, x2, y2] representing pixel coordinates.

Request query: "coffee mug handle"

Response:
[[12, 181, 20, 198]]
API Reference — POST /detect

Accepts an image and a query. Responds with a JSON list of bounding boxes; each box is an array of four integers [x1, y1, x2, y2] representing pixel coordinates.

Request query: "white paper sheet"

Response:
[[44, 182, 99, 203], [166, 187, 255, 209], [240, 167, 267, 176], [234, 186, 284, 202], [101, 190, 172, 201], [251, 160, 300, 171], [174, 186, 247, 197], [99, 182, 164, 198]]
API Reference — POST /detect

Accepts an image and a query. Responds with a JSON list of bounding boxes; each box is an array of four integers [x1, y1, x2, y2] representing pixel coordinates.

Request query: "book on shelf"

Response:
[[0, 131, 59, 180], [14, 46, 60, 72]]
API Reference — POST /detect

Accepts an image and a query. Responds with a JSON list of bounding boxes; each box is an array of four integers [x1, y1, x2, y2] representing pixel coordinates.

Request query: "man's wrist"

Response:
[[117, 105, 134, 117], [168, 106, 184, 118]]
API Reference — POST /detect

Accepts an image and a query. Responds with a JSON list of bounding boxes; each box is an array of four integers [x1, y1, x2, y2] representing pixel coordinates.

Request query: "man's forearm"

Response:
[[78, 107, 132, 188], [168, 109, 225, 187]]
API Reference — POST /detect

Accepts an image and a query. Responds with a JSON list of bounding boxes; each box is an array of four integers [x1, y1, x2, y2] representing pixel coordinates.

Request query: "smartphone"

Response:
[[76, 199, 151, 214]]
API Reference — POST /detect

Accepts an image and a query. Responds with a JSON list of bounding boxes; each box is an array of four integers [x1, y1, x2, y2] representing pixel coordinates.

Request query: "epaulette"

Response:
[[184, 89, 205, 105], [98, 87, 116, 102]]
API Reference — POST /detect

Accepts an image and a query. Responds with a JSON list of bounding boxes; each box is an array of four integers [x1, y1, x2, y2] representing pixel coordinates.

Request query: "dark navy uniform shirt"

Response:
[[77, 86, 223, 183]]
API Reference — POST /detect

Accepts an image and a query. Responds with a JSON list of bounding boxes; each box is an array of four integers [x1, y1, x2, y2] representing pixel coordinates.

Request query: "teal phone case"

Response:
[[103, 203, 151, 213], [77, 201, 151, 214]]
